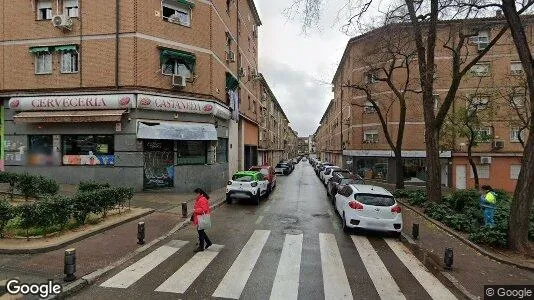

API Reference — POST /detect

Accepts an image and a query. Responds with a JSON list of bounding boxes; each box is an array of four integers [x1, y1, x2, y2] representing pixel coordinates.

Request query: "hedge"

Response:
[[395, 188, 534, 248], [0, 172, 59, 200]]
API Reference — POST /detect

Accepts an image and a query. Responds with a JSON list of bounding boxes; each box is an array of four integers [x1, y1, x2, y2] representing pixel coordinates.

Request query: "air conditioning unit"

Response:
[[52, 14, 73, 30], [492, 140, 504, 150], [480, 156, 492, 164], [172, 74, 186, 88], [511, 69, 523, 76], [238, 67, 247, 78], [226, 51, 235, 62]]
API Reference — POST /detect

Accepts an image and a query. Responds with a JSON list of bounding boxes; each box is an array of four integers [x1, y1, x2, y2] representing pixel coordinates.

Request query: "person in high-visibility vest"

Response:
[[480, 185, 497, 227]]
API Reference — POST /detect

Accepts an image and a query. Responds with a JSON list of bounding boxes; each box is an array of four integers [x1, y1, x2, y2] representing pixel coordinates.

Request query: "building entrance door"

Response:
[[455, 165, 467, 190], [143, 140, 174, 189]]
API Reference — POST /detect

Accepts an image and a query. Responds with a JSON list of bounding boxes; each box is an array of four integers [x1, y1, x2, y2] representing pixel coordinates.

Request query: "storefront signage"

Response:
[[342, 150, 452, 158], [62, 155, 115, 165], [137, 94, 230, 120], [8, 94, 135, 111]]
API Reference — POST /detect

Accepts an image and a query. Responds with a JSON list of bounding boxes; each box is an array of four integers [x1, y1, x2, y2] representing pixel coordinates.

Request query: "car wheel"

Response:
[[226, 196, 232, 204], [342, 213, 350, 233], [284, 170, 288, 176], [392, 231, 401, 239]]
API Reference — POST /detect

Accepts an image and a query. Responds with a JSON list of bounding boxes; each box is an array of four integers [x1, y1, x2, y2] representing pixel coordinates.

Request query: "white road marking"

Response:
[[155, 244, 224, 294], [351, 236, 405, 300], [212, 230, 270, 299], [319, 233, 353, 300], [100, 240, 188, 289], [269, 234, 303, 300], [385, 239, 458, 300], [255, 215, 264, 224]]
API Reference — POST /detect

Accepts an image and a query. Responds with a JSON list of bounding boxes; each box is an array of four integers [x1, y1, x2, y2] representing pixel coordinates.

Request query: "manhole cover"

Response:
[[283, 229, 303, 235]]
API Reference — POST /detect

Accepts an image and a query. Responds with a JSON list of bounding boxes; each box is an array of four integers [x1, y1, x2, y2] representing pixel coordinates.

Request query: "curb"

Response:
[[398, 200, 534, 272], [52, 195, 227, 299], [0, 209, 155, 255], [399, 232, 479, 300]]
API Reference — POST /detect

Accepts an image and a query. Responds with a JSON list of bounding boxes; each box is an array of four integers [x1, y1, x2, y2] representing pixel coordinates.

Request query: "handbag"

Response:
[[197, 213, 212, 230]]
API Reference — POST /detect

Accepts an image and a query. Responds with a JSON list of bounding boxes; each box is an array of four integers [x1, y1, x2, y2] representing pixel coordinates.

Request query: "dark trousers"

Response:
[[197, 229, 211, 248]]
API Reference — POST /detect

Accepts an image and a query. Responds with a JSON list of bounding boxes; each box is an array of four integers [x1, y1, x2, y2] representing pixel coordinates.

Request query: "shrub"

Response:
[[36, 175, 59, 196], [406, 190, 427, 206], [393, 189, 411, 198], [0, 172, 19, 200], [0, 200, 14, 237], [72, 191, 101, 224], [16, 203, 39, 236], [78, 181, 111, 193], [16, 173, 40, 200], [42, 195, 72, 230]]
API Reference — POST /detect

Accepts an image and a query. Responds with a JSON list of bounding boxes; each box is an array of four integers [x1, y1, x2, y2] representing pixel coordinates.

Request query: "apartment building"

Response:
[[316, 15, 531, 192], [297, 137, 308, 155], [257, 75, 297, 166], [0, 0, 262, 192]]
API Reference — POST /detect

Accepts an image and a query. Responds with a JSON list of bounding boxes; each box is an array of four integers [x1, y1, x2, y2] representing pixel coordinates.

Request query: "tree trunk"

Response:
[[467, 141, 479, 189], [394, 150, 405, 189], [502, 0, 534, 254], [424, 123, 443, 203]]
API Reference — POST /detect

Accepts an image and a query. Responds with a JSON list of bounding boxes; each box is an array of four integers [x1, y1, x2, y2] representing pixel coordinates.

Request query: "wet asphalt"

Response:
[[72, 161, 459, 300]]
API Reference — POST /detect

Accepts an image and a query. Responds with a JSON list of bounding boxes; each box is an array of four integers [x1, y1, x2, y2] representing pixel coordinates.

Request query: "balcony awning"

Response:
[[175, 0, 195, 8], [159, 48, 196, 70], [29, 46, 51, 53], [137, 121, 217, 141], [13, 110, 126, 123], [55, 45, 77, 52]]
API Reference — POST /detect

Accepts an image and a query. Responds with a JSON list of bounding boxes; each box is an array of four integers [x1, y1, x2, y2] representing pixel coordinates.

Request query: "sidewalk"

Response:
[[401, 206, 534, 299], [0, 187, 227, 294]]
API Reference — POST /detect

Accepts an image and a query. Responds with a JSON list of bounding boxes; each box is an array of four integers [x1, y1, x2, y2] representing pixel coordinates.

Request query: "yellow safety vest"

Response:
[[485, 192, 496, 204]]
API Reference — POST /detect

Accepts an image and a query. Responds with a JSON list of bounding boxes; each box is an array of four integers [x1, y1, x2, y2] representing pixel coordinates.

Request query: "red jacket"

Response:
[[193, 195, 211, 225]]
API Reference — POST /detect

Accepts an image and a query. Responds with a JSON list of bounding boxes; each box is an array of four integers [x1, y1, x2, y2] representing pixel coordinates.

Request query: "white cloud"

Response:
[[256, 0, 351, 136]]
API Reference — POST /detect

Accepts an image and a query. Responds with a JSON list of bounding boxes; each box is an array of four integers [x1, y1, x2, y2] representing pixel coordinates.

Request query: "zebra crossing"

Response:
[[99, 230, 457, 300]]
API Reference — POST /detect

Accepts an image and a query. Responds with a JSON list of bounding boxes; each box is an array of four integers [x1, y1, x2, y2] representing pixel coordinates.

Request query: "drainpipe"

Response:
[[115, 0, 120, 88]]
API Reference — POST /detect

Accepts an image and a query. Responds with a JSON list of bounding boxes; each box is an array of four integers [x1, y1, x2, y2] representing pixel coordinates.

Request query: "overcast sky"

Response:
[[256, 1, 351, 137]]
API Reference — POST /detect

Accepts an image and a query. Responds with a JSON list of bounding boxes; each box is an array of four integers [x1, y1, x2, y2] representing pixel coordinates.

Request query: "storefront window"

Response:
[[216, 138, 228, 163], [176, 141, 206, 165], [62, 135, 115, 166], [353, 157, 389, 181], [28, 135, 54, 166], [403, 158, 427, 182]]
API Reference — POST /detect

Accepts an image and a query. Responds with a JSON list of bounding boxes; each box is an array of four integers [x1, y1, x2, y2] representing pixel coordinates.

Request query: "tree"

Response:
[[343, 26, 420, 189]]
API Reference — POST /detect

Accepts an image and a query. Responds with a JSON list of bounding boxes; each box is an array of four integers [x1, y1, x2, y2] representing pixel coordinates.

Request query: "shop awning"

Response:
[[55, 45, 77, 52], [137, 121, 217, 141], [175, 0, 195, 8], [29, 46, 50, 53], [13, 110, 126, 123]]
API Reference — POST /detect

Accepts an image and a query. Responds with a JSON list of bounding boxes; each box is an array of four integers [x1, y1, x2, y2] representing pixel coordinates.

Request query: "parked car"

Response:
[[321, 166, 341, 184], [334, 184, 402, 236], [281, 160, 295, 172], [226, 171, 269, 205], [326, 172, 364, 200], [275, 163, 292, 175], [249, 165, 276, 193], [316, 162, 333, 176]]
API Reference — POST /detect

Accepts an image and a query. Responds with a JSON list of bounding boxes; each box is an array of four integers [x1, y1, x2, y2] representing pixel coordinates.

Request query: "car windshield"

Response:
[[334, 171, 351, 177], [341, 178, 364, 185], [232, 174, 254, 182], [276, 164, 287, 168], [355, 194, 395, 207]]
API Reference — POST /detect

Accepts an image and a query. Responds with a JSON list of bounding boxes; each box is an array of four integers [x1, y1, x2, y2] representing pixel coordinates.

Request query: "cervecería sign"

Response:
[[8, 94, 135, 111]]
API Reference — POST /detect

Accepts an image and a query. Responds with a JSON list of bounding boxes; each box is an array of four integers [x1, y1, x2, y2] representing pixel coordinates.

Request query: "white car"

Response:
[[320, 165, 339, 182], [226, 171, 269, 205], [322, 166, 342, 185], [334, 184, 403, 236]]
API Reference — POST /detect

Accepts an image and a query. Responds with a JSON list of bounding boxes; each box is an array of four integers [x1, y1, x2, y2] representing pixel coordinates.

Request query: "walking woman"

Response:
[[192, 188, 212, 252]]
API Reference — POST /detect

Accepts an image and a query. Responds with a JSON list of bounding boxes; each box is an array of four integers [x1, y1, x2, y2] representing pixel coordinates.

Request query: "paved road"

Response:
[[74, 162, 462, 300]]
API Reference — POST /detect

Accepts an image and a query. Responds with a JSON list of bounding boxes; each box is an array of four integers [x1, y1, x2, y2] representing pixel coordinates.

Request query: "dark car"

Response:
[[275, 163, 291, 175], [326, 172, 365, 202], [281, 160, 295, 172]]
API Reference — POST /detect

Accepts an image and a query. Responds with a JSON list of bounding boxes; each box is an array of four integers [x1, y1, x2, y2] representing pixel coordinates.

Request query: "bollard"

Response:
[[412, 223, 419, 240], [182, 202, 188, 218], [444, 248, 454, 270], [64, 248, 76, 282], [137, 222, 145, 245]]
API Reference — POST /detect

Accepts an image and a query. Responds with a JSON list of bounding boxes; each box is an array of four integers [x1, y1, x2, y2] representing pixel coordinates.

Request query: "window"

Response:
[[433, 94, 440, 112], [162, 0, 192, 27], [62, 135, 114, 155], [216, 138, 228, 163], [177, 141, 207, 165], [364, 130, 379, 143], [364, 101, 375, 114], [510, 128, 524, 142], [28, 135, 54, 166], [511, 94, 526, 108], [510, 61, 524, 75], [226, 32, 233, 53], [469, 30, 489, 50], [63, 0, 79, 17], [354, 194, 395, 206], [35, 52, 52, 74], [510, 165, 521, 180], [162, 59, 192, 77], [37, 0, 52, 20], [365, 71, 378, 84], [468, 95, 490, 111], [470, 62, 491, 76], [470, 165, 490, 179], [474, 127, 492, 142], [60, 50, 79, 73]]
